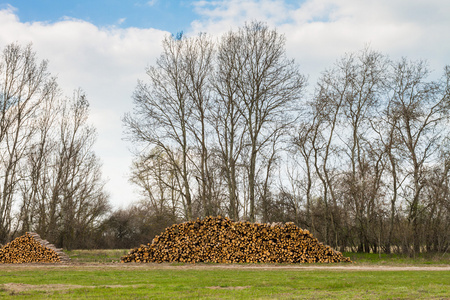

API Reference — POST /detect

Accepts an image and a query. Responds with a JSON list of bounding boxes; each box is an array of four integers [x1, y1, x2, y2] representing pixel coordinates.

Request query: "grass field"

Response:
[[343, 251, 450, 265], [0, 250, 448, 299], [64, 249, 130, 263]]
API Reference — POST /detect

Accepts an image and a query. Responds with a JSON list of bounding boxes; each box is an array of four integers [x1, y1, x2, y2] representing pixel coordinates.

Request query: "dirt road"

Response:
[[0, 262, 449, 271]]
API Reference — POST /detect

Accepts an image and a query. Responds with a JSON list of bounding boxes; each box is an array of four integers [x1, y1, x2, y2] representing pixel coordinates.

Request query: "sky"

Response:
[[0, 0, 449, 208]]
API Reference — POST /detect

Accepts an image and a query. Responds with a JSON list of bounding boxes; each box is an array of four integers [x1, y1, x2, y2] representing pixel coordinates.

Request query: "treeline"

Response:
[[0, 43, 109, 249], [123, 22, 450, 255], [1, 22, 449, 254]]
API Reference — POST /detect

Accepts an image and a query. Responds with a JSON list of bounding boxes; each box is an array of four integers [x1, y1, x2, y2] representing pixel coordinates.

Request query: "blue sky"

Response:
[[2, 0, 197, 33], [0, 0, 449, 207], [2, 0, 304, 32]]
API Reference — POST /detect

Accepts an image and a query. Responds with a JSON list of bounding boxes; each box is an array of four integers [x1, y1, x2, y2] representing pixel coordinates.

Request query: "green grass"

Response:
[[344, 252, 450, 265], [0, 250, 448, 299], [0, 266, 448, 299], [63, 249, 129, 263]]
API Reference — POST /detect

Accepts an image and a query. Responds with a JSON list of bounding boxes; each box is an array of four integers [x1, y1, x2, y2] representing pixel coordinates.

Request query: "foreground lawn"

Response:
[[0, 265, 448, 299]]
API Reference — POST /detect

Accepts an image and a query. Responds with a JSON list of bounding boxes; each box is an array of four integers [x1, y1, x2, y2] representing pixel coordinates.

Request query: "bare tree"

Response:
[[219, 21, 306, 221], [258, 126, 284, 223], [337, 48, 388, 252], [389, 60, 450, 254], [18, 90, 111, 249], [291, 119, 318, 233], [371, 84, 404, 254], [55, 91, 110, 249], [421, 149, 450, 252], [181, 34, 215, 216], [129, 146, 182, 217], [126, 24, 305, 222], [17, 78, 60, 234], [0, 43, 53, 243], [211, 30, 247, 220], [309, 69, 345, 247], [0, 43, 109, 248], [124, 35, 195, 220]]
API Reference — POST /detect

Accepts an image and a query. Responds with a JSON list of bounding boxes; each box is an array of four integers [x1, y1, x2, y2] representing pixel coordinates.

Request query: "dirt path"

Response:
[[0, 283, 150, 294], [0, 262, 449, 271]]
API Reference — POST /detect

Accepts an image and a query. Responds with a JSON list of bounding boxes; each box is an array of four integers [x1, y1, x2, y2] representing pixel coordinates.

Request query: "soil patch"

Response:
[[0, 283, 148, 295], [1, 283, 85, 294]]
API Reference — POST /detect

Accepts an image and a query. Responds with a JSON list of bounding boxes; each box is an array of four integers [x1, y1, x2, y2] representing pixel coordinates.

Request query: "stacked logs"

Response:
[[121, 216, 351, 263], [0, 232, 70, 263]]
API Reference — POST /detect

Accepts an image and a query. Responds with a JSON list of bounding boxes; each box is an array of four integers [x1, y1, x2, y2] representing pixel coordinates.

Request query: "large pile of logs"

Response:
[[0, 232, 70, 263], [121, 216, 351, 263]]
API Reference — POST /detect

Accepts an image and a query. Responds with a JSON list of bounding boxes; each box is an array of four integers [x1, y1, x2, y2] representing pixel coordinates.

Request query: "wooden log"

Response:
[[121, 216, 351, 264], [0, 232, 70, 264]]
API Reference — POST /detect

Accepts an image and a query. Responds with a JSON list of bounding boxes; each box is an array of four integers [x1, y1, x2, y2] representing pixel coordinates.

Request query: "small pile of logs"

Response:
[[121, 216, 351, 263], [0, 232, 70, 263]]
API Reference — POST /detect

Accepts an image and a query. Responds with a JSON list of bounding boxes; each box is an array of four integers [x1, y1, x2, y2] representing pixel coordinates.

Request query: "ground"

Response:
[[0, 251, 448, 299]]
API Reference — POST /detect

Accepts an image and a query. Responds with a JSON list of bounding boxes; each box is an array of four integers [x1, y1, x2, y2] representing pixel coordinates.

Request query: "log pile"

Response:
[[121, 216, 351, 263], [0, 232, 70, 263]]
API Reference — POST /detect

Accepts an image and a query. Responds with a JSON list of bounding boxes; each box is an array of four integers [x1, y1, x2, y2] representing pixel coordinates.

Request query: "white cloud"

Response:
[[191, 0, 291, 34], [190, 0, 450, 82]]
